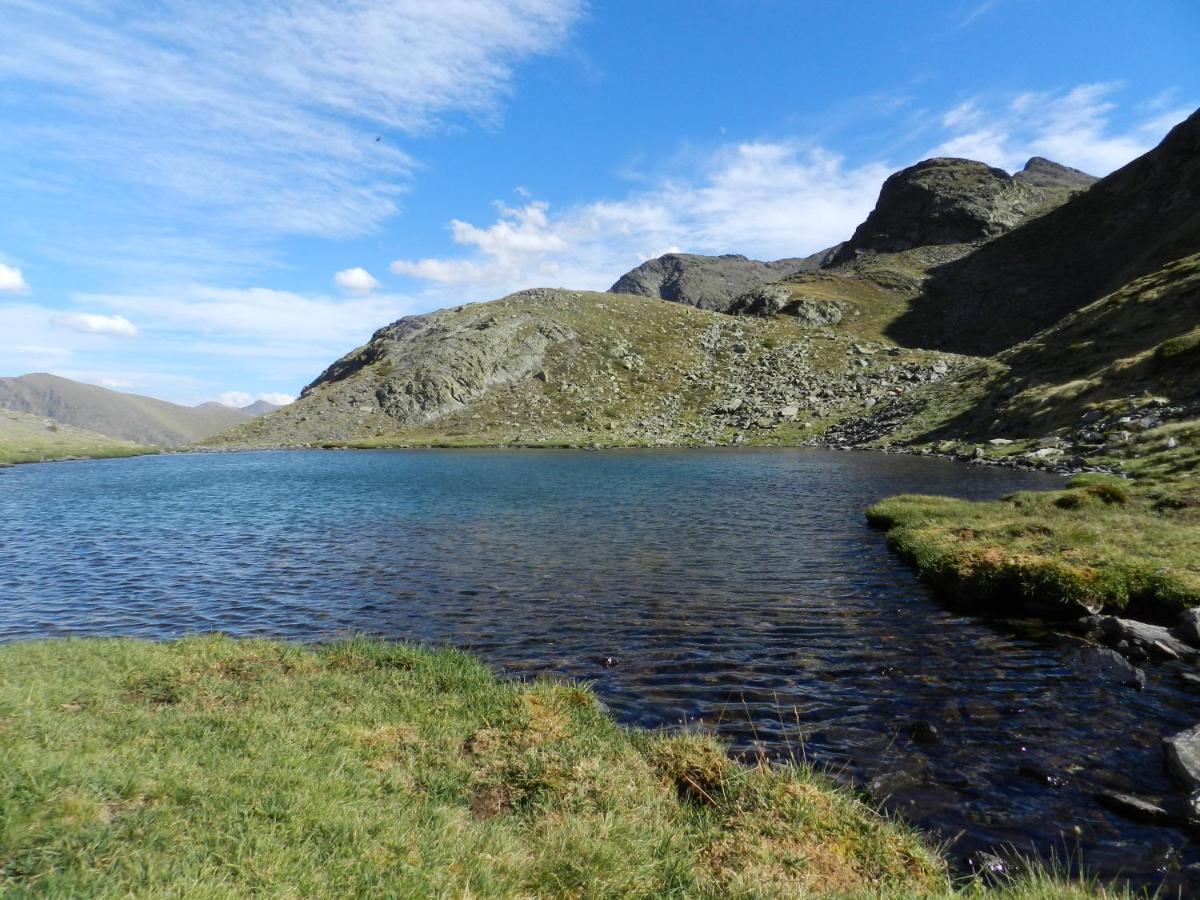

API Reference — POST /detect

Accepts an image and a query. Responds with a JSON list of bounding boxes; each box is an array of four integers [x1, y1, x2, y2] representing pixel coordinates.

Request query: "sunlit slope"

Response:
[[210, 289, 965, 449]]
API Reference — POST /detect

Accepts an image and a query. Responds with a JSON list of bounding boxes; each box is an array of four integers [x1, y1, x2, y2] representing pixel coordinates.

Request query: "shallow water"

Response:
[[2, 448, 1197, 890]]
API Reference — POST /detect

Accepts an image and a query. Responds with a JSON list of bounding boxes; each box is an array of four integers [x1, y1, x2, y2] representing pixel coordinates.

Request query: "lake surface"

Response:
[[2, 448, 1198, 890]]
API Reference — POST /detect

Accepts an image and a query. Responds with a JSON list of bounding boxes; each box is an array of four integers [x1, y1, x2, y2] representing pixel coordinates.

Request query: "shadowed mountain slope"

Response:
[[887, 108, 1200, 355]]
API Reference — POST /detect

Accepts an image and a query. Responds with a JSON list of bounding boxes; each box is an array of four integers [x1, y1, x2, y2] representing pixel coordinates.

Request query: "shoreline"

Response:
[[0, 635, 1128, 897]]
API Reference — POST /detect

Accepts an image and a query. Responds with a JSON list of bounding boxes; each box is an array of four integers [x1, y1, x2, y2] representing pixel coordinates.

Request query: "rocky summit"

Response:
[[829, 156, 1096, 265], [607, 248, 838, 313]]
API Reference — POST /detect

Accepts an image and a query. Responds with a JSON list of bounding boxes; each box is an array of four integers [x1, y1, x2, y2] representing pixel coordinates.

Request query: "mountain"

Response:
[[829, 156, 1096, 265], [209, 110, 1199, 460], [0, 408, 147, 465], [607, 247, 839, 313], [0, 374, 259, 446], [241, 399, 282, 416], [208, 288, 960, 449], [886, 108, 1200, 355]]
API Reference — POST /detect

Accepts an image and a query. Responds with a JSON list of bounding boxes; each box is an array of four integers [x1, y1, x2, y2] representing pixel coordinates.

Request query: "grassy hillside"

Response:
[[868, 472, 1200, 620], [0, 408, 148, 465], [820, 254, 1200, 457], [859, 256, 1200, 620], [210, 288, 966, 450], [0, 374, 254, 446]]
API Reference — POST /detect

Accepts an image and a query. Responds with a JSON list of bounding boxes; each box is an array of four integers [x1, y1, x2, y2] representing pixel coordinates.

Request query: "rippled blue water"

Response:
[[1, 448, 1196, 890]]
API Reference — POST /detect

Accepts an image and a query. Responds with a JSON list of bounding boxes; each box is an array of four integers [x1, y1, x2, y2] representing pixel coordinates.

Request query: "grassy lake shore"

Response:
[[0, 636, 1126, 898]]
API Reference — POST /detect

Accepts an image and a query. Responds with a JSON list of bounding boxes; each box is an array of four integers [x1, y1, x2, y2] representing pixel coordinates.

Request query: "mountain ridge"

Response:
[[0, 374, 276, 447]]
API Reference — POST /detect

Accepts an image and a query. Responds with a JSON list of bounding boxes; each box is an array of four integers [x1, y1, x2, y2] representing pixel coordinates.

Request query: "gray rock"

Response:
[[790, 298, 845, 326], [988, 438, 1014, 446], [831, 156, 1097, 264], [1098, 616, 1194, 660], [1085, 647, 1146, 690], [608, 249, 838, 313], [1095, 790, 1182, 825], [1165, 724, 1200, 792], [1176, 609, 1200, 647], [730, 284, 792, 316]]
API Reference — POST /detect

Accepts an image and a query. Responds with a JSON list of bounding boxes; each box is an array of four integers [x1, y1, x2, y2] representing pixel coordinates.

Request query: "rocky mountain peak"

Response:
[[1014, 156, 1097, 190], [830, 155, 1095, 265], [608, 247, 839, 313]]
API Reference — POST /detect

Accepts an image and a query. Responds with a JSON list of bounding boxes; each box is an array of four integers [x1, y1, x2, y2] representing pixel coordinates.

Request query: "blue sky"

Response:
[[0, 0, 1197, 406]]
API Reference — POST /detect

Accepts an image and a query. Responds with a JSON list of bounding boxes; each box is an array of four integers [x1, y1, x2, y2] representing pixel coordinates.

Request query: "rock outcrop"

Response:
[[608, 247, 838, 313], [209, 288, 959, 449], [302, 303, 573, 426], [830, 156, 1095, 265]]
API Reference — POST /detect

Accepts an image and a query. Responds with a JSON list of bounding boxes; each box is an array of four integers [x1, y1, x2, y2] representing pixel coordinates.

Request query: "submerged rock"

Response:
[[1095, 790, 1187, 825]]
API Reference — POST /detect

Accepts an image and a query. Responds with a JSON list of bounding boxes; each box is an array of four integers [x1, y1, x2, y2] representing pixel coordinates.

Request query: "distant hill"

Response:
[[0, 374, 271, 446], [241, 399, 282, 416], [607, 247, 839, 313]]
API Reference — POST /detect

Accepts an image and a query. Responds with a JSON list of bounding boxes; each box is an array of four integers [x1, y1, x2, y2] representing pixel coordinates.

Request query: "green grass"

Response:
[[0, 636, 946, 897], [0, 637, 1131, 898], [0, 408, 150, 465], [867, 473, 1200, 619]]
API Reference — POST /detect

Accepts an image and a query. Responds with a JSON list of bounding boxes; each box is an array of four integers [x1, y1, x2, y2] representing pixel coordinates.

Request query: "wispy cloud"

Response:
[[387, 84, 1189, 304], [0, 0, 583, 240], [956, 0, 1001, 30], [391, 144, 892, 300], [0, 287, 419, 402], [52, 312, 139, 338], [928, 82, 1192, 174]]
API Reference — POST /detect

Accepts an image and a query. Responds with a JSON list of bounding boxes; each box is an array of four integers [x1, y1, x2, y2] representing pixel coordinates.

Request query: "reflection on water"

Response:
[[1, 448, 1195, 891]]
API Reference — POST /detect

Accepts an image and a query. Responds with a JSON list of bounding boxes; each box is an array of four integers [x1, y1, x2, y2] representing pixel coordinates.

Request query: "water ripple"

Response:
[[0, 448, 1195, 891]]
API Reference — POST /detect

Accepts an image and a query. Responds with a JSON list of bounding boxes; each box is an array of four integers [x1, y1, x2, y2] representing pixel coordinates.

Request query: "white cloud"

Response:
[[0, 0, 583, 239], [81, 286, 414, 350], [391, 144, 892, 301], [217, 391, 254, 408], [0, 263, 29, 294], [0, 288, 412, 403], [215, 390, 296, 408], [52, 313, 139, 337], [334, 267, 382, 295], [928, 83, 1192, 175]]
